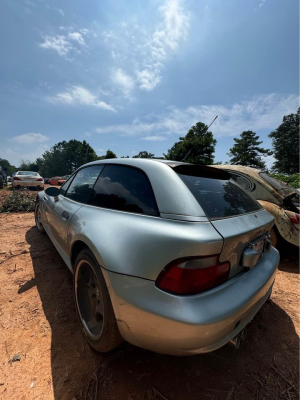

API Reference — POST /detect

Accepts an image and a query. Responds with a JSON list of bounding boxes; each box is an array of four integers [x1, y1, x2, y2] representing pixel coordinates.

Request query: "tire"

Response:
[[270, 227, 279, 248], [34, 202, 45, 233], [74, 249, 123, 352]]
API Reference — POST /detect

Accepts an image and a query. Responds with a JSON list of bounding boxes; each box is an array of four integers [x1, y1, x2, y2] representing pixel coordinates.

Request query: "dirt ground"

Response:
[[0, 213, 299, 400]]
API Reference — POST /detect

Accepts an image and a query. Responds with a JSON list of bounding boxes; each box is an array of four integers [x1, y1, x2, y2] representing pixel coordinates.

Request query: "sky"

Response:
[[0, 0, 299, 169]]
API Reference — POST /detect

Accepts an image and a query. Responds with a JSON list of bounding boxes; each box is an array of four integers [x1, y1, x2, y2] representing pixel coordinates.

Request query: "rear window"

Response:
[[17, 171, 37, 176], [175, 166, 262, 219]]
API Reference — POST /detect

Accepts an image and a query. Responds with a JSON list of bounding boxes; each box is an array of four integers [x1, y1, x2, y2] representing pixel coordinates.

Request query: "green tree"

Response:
[[19, 160, 39, 172], [133, 151, 155, 159], [98, 149, 117, 160], [0, 158, 16, 175], [228, 131, 270, 169], [38, 140, 98, 176], [164, 122, 216, 164], [269, 109, 299, 174]]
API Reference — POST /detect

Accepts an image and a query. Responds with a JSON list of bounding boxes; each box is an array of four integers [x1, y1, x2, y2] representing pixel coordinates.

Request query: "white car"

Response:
[[12, 171, 44, 190]]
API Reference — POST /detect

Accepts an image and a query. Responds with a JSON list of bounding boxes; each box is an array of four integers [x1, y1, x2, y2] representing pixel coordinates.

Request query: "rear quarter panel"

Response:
[[68, 205, 224, 280]]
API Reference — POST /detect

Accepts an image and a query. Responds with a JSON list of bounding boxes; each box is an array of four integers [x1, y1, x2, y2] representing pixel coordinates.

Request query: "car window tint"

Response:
[[229, 173, 252, 192], [60, 173, 76, 196], [178, 174, 262, 219], [17, 171, 37, 176], [89, 165, 159, 216], [65, 165, 104, 203]]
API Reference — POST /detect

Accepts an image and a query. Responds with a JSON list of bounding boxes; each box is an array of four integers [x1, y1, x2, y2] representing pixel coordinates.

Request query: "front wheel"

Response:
[[35, 202, 45, 233], [74, 249, 123, 352]]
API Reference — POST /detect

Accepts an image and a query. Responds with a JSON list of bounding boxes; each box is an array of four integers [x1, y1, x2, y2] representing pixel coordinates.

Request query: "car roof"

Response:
[[83, 158, 206, 218]]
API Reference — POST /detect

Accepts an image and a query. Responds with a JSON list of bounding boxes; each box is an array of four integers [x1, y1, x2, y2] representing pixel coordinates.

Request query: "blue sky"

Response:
[[0, 0, 298, 168]]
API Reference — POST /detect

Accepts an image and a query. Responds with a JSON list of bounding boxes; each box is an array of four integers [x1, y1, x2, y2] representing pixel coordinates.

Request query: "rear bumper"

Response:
[[104, 247, 279, 355], [12, 181, 44, 188]]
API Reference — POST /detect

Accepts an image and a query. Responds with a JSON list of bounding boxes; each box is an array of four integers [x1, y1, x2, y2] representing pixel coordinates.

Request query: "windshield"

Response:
[[17, 171, 38, 176]]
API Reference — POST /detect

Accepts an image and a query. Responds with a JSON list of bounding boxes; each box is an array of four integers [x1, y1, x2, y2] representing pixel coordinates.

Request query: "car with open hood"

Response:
[[34, 159, 279, 355], [212, 165, 299, 248]]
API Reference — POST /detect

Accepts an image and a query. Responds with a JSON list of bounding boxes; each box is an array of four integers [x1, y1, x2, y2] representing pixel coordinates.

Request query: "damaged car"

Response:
[[35, 159, 279, 355], [213, 165, 299, 248]]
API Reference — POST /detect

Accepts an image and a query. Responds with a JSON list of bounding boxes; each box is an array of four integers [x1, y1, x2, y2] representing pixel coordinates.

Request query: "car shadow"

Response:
[[25, 226, 299, 400]]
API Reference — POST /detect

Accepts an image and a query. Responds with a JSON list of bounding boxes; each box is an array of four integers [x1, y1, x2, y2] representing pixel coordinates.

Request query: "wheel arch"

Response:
[[70, 237, 106, 273]]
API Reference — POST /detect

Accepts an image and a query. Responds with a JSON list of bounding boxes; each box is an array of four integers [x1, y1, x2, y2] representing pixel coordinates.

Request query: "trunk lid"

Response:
[[173, 165, 275, 279], [210, 209, 274, 278]]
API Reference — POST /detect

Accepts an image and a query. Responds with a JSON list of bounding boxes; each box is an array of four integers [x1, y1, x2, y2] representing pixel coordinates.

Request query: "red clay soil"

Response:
[[0, 213, 299, 400]]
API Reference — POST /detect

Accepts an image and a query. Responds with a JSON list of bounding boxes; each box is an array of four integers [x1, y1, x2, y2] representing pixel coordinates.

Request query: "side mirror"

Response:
[[45, 187, 60, 197]]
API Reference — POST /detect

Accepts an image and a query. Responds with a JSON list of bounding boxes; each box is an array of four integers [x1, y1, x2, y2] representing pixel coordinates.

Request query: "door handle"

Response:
[[62, 211, 69, 220], [43, 196, 48, 203]]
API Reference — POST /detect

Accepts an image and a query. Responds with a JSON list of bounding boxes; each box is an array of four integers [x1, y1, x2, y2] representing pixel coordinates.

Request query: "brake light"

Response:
[[13, 176, 21, 181], [36, 178, 43, 181], [156, 256, 230, 295], [288, 213, 300, 224]]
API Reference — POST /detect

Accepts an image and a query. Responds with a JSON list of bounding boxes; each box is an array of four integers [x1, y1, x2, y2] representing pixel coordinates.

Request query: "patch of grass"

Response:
[[0, 190, 36, 213]]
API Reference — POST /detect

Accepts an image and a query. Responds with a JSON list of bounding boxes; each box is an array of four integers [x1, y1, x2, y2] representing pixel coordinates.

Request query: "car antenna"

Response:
[[181, 115, 218, 162]]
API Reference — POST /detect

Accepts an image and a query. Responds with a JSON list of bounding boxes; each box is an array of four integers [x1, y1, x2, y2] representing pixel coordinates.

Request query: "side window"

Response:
[[88, 165, 159, 216], [60, 174, 76, 196], [65, 165, 104, 203], [230, 173, 253, 192]]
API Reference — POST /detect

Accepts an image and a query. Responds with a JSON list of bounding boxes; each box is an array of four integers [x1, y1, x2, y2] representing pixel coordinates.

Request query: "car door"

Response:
[[43, 165, 104, 253]]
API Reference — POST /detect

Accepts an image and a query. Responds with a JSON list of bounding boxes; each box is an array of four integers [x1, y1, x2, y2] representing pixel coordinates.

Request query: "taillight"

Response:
[[156, 256, 230, 295], [288, 213, 300, 224], [13, 176, 21, 181], [36, 178, 43, 181]]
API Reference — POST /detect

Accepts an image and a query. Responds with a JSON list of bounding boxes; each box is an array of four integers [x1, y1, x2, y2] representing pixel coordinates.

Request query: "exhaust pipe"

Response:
[[229, 328, 247, 349]]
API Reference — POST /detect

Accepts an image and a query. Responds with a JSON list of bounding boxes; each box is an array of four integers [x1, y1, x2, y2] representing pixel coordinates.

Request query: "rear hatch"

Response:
[[174, 165, 274, 278]]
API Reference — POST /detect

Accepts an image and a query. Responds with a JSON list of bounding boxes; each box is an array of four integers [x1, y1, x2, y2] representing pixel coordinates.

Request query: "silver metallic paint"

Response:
[[37, 158, 279, 355]]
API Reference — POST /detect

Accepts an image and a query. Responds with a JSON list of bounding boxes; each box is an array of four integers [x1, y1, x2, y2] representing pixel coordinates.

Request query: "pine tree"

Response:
[[228, 131, 270, 169], [269, 109, 299, 174]]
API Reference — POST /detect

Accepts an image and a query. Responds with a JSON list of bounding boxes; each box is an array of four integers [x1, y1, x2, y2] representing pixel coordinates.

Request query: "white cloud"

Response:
[[57, 9, 64, 16], [49, 86, 115, 111], [11, 133, 49, 144], [40, 35, 72, 56], [40, 29, 87, 57], [108, 0, 190, 94], [136, 0, 189, 91], [142, 136, 167, 141], [68, 32, 85, 45], [111, 69, 135, 97], [96, 93, 298, 139]]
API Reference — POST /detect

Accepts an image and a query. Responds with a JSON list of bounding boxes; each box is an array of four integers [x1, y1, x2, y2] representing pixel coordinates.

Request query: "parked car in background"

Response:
[[35, 159, 279, 355], [7, 176, 12, 182], [213, 165, 299, 248], [12, 171, 44, 190], [44, 177, 49, 184], [49, 176, 67, 186]]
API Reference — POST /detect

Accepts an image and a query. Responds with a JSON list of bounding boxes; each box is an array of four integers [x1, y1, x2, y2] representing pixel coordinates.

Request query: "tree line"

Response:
[[0, 108, 298, 177]]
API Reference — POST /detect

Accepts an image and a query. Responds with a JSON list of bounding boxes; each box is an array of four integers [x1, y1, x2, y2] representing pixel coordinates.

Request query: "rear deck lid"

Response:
[[174, 165, 274, 277]]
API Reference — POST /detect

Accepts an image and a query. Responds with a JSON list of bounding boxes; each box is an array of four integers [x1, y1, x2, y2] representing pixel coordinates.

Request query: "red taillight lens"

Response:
[[36, 178, 43, 181], [13, 176, 21, 181], [156, 256, 230, 295], [288, 213, 300, 224]]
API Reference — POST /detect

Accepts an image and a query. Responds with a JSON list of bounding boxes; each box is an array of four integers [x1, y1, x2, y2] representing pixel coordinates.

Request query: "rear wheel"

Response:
[[35, 202, 45, 233], [74, 249, 123, 352]]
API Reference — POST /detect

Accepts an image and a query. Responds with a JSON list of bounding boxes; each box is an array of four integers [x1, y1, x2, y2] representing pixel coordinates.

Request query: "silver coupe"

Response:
[[35, 159, 279, 355]]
